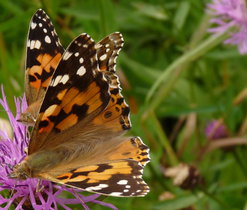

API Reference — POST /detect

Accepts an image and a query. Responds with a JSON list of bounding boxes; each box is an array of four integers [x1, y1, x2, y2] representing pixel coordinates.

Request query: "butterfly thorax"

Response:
[[10, 150, 63, 180]]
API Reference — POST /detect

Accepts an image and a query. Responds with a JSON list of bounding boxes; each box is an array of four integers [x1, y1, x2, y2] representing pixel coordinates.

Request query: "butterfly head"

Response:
[[9, 161, 31, 180], [17, 112, 36, 126]]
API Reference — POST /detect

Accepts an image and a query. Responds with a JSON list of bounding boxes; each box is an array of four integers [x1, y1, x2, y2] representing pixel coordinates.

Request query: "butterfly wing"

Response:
[[40, 137, 150, 197], [21, 9, 64, 124], [28, 33, 110, 154], [93, 32, 131, 132], [29, 32, 131, 154]]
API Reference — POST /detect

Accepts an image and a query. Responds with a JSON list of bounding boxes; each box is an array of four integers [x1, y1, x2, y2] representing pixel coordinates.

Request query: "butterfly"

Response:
[[10, 9, 150, 197]]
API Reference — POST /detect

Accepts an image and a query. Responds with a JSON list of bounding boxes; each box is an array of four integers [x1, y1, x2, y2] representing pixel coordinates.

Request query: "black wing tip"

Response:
[[109, 32, 124, 45], [35, 8, 46, 16]]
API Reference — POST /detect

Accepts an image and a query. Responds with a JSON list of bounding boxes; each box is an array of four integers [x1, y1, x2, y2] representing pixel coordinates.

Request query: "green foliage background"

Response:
[[1, 0, 247, 209]]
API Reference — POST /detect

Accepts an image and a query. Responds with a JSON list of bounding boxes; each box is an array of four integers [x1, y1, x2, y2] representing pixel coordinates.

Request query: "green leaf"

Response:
[[154, 193, 204, 210]]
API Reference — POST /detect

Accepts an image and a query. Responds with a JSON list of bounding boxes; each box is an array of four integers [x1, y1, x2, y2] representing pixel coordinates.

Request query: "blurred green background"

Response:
[[1, 0, 247, 209]]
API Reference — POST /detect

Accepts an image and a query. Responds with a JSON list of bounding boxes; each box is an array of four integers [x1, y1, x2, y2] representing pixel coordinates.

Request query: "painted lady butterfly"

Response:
[[11, 9, 150, 197]]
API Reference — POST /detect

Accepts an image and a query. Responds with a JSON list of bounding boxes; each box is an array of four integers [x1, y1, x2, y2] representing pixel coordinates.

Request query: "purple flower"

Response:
[[205, 119, 229, 140], [0, 87, 117, 210], [208, 0, 247, 54]]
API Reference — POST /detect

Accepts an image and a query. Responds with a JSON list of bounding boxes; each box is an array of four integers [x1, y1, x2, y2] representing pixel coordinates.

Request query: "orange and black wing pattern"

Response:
[[41, 137, 150, 197], [25, 9, 64, 106], [93, 32, 131, 133], [28, 33, 110, 154]]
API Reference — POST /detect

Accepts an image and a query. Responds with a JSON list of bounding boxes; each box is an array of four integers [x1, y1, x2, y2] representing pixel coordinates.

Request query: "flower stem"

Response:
[[145, 32, 229, 112], [150, 112, 179, 165]]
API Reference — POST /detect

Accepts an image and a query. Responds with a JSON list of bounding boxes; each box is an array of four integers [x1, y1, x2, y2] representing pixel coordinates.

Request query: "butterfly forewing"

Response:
[[28, 33, 111, 154], [96, 32, 124, 73], [93, 32, 131, 132], [20, 9, 64, 125]]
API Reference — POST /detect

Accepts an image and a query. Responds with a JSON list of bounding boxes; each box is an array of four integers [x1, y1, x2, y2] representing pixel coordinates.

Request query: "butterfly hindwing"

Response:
[[20, 9, 64, 125], [28, 33, 111, 154], [40, 137, 150, 197], [108, 137, 150, 167], [56, 160, 148, 197]]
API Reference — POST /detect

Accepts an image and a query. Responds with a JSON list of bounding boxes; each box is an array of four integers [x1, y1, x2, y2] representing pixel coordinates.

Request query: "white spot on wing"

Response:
[[60, 75, 69, 84], [95, 43, 102, 49], [79, 58, 84, 63], [39, 23, 42, 27], [63, 51, 73, 60], [30, 40, 35, 49], [52, 75, 62, 87], [85, 184, 109, 191], [44, 104, 59, 116], [77, 66, 86, 76], [30, 40, 41, 49], [100, 54, 107, 61], [117, 180, 128, 185], [31, 22, 37, 29], [98, 184, 108, 188], [45, 35, 51, 43], [43, 28, 47, 33], [109, 192, 122, 196], [125, 185, 131, 189], [75, 52, 79, 57], [35, 40, 41, 49]]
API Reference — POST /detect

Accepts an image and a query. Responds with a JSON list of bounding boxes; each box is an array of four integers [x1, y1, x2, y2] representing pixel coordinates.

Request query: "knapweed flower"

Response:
[[205, 119, 229, 140], [208, 0, 247, 54], [0, 88, 117, 210]]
